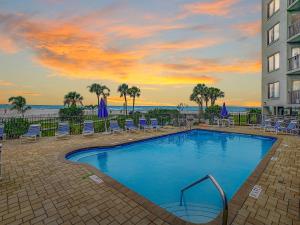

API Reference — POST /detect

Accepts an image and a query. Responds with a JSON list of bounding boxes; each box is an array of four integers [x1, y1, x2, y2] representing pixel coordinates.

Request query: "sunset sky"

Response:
[[0, 0, 261, 107]]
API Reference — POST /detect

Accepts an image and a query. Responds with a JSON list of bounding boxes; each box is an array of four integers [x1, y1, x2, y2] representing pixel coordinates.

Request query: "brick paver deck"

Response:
[[0, 126, 299, 225]]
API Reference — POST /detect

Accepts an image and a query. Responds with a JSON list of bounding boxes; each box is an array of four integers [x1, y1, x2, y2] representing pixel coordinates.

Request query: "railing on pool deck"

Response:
[[180, 174, 228, 225]]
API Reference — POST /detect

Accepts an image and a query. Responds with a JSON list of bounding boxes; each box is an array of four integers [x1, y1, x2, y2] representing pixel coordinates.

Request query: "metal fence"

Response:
[[0, 112, 265, 140]]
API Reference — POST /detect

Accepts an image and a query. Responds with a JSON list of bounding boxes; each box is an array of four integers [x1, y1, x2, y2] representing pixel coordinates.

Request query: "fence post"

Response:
[[238, 113, 241, 126]]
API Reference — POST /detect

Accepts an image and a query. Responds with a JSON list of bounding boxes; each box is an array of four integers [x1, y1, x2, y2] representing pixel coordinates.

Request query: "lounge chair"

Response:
[[109, 120, 122, 133], [265, 119, 284, 132], [125, 119, 138, 132], [276, 120, 299, 135], [150, 118, 161, 130], [0, 124, 5, 141], [139, 118, 151, 131], [227, 117, 235, 127], [56, 122, 70, 139], [20, 124, 41, 143], [83, 121, 94, 136]]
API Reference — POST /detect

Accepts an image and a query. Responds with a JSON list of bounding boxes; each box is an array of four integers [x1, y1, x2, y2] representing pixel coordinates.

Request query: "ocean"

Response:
[[0, 104, 258, 112]]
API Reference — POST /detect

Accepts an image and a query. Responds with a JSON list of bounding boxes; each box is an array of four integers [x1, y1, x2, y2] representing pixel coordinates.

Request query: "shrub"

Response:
[[146, 109, 179, 126], [4, 118, 30, 138], [59, 106, 84, 123], [205, 105, 221, 123]]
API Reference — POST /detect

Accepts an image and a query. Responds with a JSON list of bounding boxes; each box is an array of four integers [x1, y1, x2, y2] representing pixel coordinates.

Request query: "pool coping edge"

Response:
[[59, 128, 282, 225]]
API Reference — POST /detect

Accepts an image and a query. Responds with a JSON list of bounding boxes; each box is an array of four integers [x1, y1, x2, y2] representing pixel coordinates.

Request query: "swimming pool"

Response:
[[66, 130, 276, 224]]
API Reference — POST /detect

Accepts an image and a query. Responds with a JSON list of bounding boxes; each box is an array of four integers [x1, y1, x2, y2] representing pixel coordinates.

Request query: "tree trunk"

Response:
[[132, 96, 135, 113], [198, 105, 201, 122], [124, 95, 127, 116]]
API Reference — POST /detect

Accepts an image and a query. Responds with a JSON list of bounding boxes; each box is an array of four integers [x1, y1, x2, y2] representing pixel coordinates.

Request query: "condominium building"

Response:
[[262, 0, 300, 115]]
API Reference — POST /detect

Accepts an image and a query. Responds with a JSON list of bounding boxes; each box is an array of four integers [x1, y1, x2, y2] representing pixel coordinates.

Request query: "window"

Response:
[[268, 0, 280, 18], [268, 52, 280, 72], [293, 80, 300, 91], [292, 47, 300, 57], [268, 23, 280, 45], [268, 82, 280, 98]]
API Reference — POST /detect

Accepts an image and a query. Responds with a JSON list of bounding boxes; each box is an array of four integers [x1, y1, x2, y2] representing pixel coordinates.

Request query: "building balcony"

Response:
[[288, 20, 300, 42], [287, 55, 300, 74], [289, 90, 300, 104], [288, 0, 300, 11]]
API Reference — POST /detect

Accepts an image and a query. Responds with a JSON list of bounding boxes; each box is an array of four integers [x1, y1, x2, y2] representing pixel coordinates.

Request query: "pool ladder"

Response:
[[180, 174, 228, 225]]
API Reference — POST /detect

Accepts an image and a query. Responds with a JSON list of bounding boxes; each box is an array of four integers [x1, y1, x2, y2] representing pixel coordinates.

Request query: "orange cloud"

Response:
[[107, 96, 174, 106], [225, 100, 261, 107], [0, 80, 14, 86], [160, 58, 261, 75], [181, 0, 239, 17], [106, 24, 185, 39], [141, 38, 224, 52], [232, 20, 261, 36], [0, 89, 41, 104], [0, 13, 222, 86], [0, 35, 18, 53]]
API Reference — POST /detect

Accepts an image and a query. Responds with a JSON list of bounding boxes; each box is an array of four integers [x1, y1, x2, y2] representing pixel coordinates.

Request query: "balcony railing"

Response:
[[288, 20, 300, 38], [290, 90, 300, 104], [289, 0, 297, 7], [288, 54, 300, 70]]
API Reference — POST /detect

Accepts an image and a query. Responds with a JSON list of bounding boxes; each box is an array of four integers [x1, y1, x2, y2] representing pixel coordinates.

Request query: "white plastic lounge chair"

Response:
[[109, 120, 122, 133], [262, 118, 273, 131], [276, 120, 299, 135], [265, 120, 284, 132], [0, 124, 5, 141], [139, 118, 151, 131], [125, 119, 138, 132], [56, 122, 70, 139], [20, 124, 41, 143], [83, 121, 94, 136], [227, 117, 235, 127], [150, 118, 161, 130]]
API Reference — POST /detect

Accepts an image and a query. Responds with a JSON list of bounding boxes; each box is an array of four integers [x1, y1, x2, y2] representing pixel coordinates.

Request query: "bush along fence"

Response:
[[0, 109, 179, 139], [0, 111, 264, 140]]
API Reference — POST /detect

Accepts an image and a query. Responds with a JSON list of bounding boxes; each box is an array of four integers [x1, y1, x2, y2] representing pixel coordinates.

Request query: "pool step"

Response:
[[160, 202, 221, 224]]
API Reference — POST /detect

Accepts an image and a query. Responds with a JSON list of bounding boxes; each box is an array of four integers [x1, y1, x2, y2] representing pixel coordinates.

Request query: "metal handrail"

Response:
[[180, 174, 228, 225]]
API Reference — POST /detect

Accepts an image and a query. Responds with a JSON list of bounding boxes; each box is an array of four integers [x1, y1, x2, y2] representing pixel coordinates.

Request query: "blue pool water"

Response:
[[67, 130, 276, 224]]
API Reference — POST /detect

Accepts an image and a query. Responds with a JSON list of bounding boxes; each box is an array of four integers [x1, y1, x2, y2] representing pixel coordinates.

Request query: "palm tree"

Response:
[[87, 83, 102, 107], [190, 84, 207, 121], [208, 87, 225, 106], [117, 83, 129, 115], [64, 92, 83, 107], [128, 86, 141, 113], [8, 96, 31, 116], [87, 83, 110, 106], [101, 85, 110, 105], [203, 87, 210, 108]]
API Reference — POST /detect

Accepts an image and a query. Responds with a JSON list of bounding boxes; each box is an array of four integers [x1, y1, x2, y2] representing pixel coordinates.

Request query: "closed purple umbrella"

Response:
[[220, 102, 228, 118], [98, 98, 108, 132], [98, 98, 108, 118]]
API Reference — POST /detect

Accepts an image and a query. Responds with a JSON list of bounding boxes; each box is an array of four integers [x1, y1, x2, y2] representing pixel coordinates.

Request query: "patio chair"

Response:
[[276, 120, 299, 135], [20, 124, 41, 143], [265, 119, 284, 132], [56, 122, 70, 139], [150, 118, 161, 130], [125, 119, 138, 132], [109, 120, 122, 133], [0, 124, 5, 141], [228, 117, 235, 127], [139, 118, 151, 131], [83, 120, 94, 136]]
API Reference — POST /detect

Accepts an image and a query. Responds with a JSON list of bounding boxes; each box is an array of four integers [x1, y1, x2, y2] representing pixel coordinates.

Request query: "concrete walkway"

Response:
[[0, 127, 299, 225]]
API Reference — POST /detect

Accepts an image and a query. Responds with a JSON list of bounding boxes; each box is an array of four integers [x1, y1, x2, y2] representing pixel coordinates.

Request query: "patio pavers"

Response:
[[0, 126, 299, 225]]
